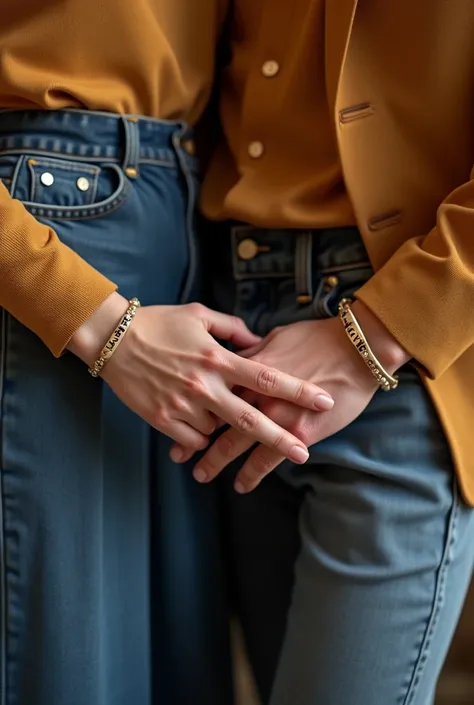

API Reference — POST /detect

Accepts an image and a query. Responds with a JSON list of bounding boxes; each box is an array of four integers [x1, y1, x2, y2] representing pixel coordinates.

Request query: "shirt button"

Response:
[[262, 60, 280, 78], [40, 172, 54, 187], [248, 141, 264, 159]]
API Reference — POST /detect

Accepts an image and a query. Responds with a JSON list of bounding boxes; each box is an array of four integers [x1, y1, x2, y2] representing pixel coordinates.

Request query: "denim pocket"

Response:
[[0, 153, 130, 221]]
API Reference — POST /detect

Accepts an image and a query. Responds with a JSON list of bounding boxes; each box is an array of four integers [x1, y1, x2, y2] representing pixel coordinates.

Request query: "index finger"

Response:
[[225, 354, 334, 411]]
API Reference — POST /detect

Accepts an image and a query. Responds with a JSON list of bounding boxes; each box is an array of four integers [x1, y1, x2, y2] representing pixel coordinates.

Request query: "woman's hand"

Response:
[[174, 301, 410, 492], [67, 292, 335, 461]]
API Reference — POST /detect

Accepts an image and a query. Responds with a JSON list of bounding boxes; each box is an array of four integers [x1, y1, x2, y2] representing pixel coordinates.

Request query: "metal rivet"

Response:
[[125, 167, 138, 178], [181, 139, 196, 156], [326, 275, 339, 287], [40, 172, 54, 187], [76, 176, 90, 192]]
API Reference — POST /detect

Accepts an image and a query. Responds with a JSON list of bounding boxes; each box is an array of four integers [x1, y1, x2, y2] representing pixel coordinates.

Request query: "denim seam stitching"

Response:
[[27, 160, 37, 203], [402, 478, 460, 705], [25, 189, 128, 221], [0, 149, 177, 168], [30, 157, 99, 174], [0, 310, 8, 705], [9, 155, 24, 198]]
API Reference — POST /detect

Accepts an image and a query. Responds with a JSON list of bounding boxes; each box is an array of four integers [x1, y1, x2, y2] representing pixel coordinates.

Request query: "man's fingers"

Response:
[[227, 355, 334, 411], [233, 447, 286, 493], [170, 444, 196, 464], [192, 427, 254, 483], [194, 392, 310, 480]]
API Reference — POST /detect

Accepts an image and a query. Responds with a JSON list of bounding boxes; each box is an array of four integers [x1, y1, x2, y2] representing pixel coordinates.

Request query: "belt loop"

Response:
[[295, 231, 313, 304], [121, 116, 140, 178]]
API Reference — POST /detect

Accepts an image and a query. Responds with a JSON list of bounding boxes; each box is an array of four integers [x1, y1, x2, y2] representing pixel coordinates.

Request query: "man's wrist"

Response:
[[67, 291, 130, 366], [350, 300, 411, 374]]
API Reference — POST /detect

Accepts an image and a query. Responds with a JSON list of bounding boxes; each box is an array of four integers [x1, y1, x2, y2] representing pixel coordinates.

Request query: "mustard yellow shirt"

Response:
[[201, 0, 355, 229], [0, 0, 227, 355]]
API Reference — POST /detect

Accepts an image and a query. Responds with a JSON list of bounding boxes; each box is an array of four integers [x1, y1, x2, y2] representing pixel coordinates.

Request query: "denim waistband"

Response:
[[205, 225, 374, 329], [0, 108, 197, 173], [229, 224, 370, 278]]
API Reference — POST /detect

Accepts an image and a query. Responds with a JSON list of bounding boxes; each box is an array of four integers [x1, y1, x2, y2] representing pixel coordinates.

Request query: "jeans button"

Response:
[[40, 172, 54, 186]]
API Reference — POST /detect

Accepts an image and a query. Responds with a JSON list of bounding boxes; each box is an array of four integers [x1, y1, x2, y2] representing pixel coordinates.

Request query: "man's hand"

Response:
[[68, 292, 334, 461], [175, 301, 409, 493]]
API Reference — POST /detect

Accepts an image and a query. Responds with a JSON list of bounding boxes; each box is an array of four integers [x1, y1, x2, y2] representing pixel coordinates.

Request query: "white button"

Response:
[[40, 172, 54, 187], [76, 176, 90, 192], [248, 141, 264, 159], [262, 60, 280, 78]]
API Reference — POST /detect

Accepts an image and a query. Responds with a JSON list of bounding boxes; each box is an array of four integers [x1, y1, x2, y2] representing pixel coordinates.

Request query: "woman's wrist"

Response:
[[67, 291, 130, 366], [350, 300, 411, 374]]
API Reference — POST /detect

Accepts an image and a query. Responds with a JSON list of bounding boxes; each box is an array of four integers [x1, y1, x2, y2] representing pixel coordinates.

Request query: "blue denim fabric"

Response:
[[208, 225, 474, 705], [0, 110, 232, 705]]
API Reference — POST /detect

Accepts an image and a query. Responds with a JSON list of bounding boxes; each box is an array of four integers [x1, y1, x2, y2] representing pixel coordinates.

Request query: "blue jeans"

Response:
[[0, 110, 232, 705], [207, 224, 474, 705]]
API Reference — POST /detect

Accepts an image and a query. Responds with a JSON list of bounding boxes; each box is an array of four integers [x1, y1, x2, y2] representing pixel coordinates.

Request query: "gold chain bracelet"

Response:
[[88, 297, 141, 378], [338, 298, 398, 392]]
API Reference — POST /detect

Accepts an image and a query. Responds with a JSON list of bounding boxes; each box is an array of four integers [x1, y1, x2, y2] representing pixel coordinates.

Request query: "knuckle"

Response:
[[184, 372, 209, 397], [230, 315, 245, 330], [293, 381, 305, 402], [240, 467, 262, 485], [186, 302, 206, 317], [215, 433, 236, 459], [168, 394, 189, 413], [203, 346, 230, 371], [154, 408, 171, 428], [199, 457, 217, 474], [252, 452, 276, 474], [236, 409, 259, 433], [240, 463, 268, 486], [290, 419, 316, 446], [256, 366, 278, 392], [271, 433, 286, 452]]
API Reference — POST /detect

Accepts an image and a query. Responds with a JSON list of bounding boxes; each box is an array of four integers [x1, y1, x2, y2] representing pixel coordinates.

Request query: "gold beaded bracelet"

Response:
[[338, 298, 398, 392], [88, 297, 141, 378]]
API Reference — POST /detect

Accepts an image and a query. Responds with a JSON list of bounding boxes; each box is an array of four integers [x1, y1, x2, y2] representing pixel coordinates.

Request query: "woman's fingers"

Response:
[[206, 390, 309, 471], [225, 353, 334, 411], [155, 418, 210, 453]]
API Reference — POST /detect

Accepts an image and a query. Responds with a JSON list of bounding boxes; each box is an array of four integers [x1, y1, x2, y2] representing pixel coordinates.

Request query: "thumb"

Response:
[[204, 309, 261, 348]]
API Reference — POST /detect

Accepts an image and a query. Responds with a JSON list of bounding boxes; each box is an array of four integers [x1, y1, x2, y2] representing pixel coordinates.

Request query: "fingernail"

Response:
[[193, 468, 208, 483], [170, 447, 184, 463], [234, 481, 248, 494], [289, 446, 310, 464], [314, 394, 334, 410]]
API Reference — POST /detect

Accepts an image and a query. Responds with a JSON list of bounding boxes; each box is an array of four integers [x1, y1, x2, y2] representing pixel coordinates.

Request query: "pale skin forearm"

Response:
[[67, 291, 130, 366], [66, 292, 336, 462]]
